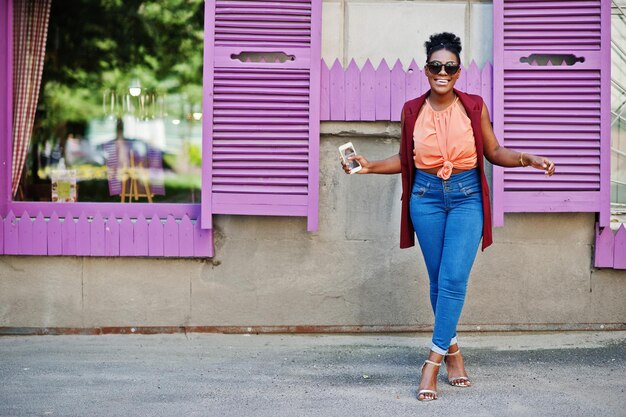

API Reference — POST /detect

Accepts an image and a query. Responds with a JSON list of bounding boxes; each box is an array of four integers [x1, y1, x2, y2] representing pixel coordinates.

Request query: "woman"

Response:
[[341, 32, 555, 401]]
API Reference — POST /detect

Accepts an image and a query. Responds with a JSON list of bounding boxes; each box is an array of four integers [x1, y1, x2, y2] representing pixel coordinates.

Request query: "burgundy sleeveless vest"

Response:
[[399, 89, 493, 251]]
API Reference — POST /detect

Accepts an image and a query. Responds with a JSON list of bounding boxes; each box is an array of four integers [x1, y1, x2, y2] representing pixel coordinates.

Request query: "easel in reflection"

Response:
[[119, 152, 153, 203]]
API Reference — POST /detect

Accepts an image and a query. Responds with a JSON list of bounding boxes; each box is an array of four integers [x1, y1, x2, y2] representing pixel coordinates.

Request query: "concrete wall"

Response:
[[1, 124, 625, 330], [1, 1, 625, 331]]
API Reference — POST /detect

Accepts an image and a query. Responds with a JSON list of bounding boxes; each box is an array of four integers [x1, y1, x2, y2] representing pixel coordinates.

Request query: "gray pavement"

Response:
[[0, 331, 625, 417]]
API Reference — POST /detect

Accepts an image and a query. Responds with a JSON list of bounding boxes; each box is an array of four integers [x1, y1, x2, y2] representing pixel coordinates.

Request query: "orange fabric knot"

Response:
[[437, 161, 454, 180]]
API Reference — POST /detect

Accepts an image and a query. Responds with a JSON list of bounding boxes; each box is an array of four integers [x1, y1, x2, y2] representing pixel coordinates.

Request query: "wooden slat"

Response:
[[179, 215, 194, 257], [148, 214, 164, 257], [163, 215, 179, 257], [105, 214, 120, 257], [119, 214, 134, 256], [18, 211, 33, 255], [61, 213, 76, 256], [90, 212, 105, 256], [134, 214, 149, 257], [32, 212, 47, 255], [47, 212, 62, 256]]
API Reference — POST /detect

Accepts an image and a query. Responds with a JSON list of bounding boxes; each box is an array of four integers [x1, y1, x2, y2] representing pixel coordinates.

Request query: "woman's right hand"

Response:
[[341, 154, 370, 174]]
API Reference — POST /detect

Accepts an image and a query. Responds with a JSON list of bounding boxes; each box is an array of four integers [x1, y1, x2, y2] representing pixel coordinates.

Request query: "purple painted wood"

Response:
[[18, 211, 33, 255], [390, 60, 405, 122], [360, 59, 376, 121], [405, 59, 420, 102], [465, 61, 481, 96], [75, 213, 90, 256], [492, 0, 608, 227], [119, 214, 133, 256], [61, 212, 77, 256], [481, 63, 493, 117], [134, 213, 149, 256], [375, 59, 391, 121], [456, 64, 467, 92], [329, 59, 345, 120], [344, 59, 360, 120], [148, 214, 164, 257], [0, 1, 12, 217], [7, 202, 200, 222], [203, 1, 320, 235], [90, 212, 105, 256], [32, 212, 47, 255], [594, 223, 614, 268], [105, 214, 120, 257], [0, 214, 3, 254], [599, 0, 611, 227], [179, 215, 194, 257], [307, 0, 322, 232], [163, 215, 179, 257], [613, 225, 626, 269], [47, 212, 62, 256], [320, 59, 330, 120], [193, 219, 214, 257], [4, 211, 18, 255]]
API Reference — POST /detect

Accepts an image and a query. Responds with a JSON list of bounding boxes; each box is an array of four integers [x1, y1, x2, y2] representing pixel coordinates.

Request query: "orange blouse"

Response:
[[413, 96, 477, 179]]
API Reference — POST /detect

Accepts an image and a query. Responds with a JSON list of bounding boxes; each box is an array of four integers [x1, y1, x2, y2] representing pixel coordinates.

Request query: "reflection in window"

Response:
[[16, 0, 204, 203]]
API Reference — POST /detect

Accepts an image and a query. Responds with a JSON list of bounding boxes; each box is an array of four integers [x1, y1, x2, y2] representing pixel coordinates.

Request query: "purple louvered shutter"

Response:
[[492, 0, 611, 227], [201, 0, 321, 231]]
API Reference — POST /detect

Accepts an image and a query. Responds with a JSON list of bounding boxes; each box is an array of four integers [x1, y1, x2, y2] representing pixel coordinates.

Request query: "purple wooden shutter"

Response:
[[492, 0, 611, 227], [201, 0, 321, 231]]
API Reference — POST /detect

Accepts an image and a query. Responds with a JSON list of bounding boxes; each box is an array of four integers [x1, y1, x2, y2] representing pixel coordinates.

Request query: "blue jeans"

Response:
[[409, 168, 483, 355]]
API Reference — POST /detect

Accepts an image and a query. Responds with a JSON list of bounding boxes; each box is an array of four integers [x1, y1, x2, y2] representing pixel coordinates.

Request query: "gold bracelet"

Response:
[[519, 152, 526, 167]]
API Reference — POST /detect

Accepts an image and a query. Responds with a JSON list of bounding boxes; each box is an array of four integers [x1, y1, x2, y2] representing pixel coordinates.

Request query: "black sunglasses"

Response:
[[426, 61, 460, 75]]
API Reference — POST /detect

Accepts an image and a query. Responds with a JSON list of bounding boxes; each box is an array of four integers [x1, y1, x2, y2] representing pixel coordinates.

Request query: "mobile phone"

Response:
[[339, 142, 362, 174]]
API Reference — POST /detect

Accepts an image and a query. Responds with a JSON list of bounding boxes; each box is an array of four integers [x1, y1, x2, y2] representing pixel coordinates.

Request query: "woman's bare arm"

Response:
[[342, 153, 401, 175], [480, 105, 555, 176]]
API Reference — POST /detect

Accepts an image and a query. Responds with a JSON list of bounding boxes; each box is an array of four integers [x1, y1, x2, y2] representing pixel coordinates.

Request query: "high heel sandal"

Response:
[[416, 359, 441, 401], [444, 350, 471, 387]]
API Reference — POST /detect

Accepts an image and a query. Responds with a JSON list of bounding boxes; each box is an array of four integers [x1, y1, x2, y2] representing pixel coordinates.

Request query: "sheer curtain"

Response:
[[12, 0, 51, 197]]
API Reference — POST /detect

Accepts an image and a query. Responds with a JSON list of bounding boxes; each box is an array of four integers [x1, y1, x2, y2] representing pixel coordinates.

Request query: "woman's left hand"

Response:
[[526, 154, 556, 176]]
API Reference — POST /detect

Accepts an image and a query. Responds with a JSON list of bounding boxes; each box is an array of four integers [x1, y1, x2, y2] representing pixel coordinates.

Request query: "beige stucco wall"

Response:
[[321, 0, 493, 68], [1, 126, 625, 330], [1, 1, 625, 330]]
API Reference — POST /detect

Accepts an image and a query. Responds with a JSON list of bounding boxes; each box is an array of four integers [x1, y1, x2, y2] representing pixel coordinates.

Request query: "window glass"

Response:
[[16, 0, 204, 203]]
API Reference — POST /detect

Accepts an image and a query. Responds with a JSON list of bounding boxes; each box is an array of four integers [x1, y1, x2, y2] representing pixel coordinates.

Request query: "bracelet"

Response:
[[519, 152, 526, 167]]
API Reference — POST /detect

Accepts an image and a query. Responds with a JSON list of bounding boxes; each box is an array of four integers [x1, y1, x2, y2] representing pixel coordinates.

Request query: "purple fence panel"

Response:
[[405, 59, 420, 102], [163, 215, 179, 257], [90, 212, 105, 256], [360, 59, 376, 121], [148, 214, 164, 257], [0, 214, 3, 254], [613, 225, 626, 269], [390, 59, 405, 122], [18, 211, 33, 255], [61, 213, 76, 255], [32, 212, 47, 255], [594, 223, 613, 268], [179, 215, 194, 257], [134, 213, 149, 256], [465, 61, 481, 96], [105, 214, 120, 257], [320, 60, 330, 120], [375, 59, 391, 121], [4, 211, 18, 255], [481, 63, 493, 117], [119, 214, 133, 256], [47, 212, 62, 256], [193, 219, 214, 257], [75, 213, 90, 256], [345, 59, 360, 120], [329, 59, 345, 120]]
